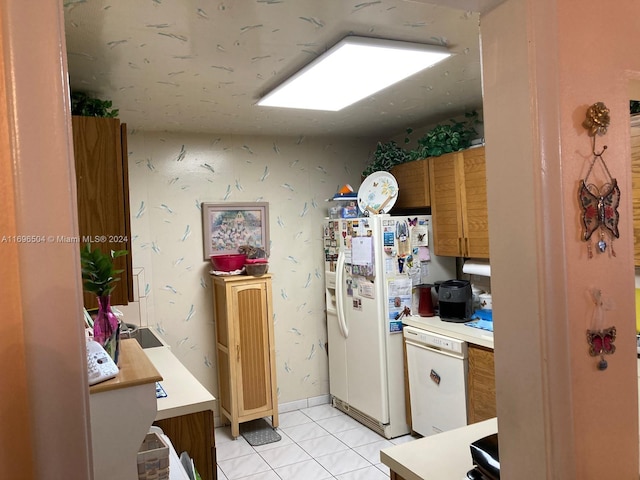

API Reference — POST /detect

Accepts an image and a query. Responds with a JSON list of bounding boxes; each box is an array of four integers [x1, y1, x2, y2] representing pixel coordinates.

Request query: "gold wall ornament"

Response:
[[582, 102, 610, 136]]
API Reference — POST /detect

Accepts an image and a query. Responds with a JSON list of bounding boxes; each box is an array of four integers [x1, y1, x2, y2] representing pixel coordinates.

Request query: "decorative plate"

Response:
[[357, 171, 399, 214]]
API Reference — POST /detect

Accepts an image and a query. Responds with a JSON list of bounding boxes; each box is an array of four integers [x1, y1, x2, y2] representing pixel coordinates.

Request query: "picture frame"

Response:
[[202, 202, 270, 260]]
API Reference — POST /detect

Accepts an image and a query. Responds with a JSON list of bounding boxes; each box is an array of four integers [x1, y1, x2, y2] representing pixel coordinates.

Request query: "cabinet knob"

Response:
[[236, 345, 240, 361]]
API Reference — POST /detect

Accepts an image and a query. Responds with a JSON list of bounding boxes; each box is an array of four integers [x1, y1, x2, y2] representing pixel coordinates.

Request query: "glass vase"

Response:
[[93, 295, 120, 364]]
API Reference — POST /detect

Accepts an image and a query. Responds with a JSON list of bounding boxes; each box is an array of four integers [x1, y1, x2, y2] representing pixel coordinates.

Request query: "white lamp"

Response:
[[257, 36, 451, 111]]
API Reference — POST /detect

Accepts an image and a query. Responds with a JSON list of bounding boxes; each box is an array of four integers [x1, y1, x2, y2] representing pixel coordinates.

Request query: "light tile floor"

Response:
[[215, 404, 417, 480]]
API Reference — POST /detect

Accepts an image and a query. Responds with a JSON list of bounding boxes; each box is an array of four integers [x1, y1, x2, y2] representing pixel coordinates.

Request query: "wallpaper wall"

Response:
[[126, 130, 371, 405]]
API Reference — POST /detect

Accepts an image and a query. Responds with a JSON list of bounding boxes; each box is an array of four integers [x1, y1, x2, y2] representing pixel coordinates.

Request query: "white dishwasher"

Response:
[[404, 325, 468, 437]]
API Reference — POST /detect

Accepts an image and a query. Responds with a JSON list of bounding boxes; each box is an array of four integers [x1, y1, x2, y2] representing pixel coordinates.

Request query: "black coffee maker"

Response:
[[438, 279, 473, 322]]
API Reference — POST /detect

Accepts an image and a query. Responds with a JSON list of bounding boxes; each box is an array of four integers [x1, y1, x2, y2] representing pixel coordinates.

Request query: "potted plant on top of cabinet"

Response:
[[71, 91, 119, 117], [409, 110, 480, 160], [362, 135, 413, 178]]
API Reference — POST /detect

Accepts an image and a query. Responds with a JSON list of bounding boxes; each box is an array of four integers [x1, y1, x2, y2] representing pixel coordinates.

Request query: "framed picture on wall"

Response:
[[202, 202, 270, 260]]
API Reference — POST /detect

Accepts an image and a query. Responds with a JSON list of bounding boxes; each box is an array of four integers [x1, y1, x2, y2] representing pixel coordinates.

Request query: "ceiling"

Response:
[[63, 0, 503, 138]]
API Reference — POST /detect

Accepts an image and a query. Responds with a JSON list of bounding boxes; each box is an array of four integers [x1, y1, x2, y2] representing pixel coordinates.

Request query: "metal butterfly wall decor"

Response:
[[587, 326, 616, 371], [578, 102, 620, 258], [586, 288, 616, 371]]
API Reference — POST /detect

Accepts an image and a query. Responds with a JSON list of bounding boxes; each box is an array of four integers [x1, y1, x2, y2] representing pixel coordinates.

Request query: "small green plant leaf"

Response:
[[80, 244, 128, 297]]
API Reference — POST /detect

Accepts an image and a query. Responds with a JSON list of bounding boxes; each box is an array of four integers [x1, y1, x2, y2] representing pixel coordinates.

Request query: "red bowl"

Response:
[[210, 254, 246, 272]]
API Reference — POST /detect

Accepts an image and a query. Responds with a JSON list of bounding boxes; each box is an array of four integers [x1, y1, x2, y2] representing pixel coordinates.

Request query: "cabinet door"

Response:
[[213, 282, 233, 418], [460, 147, 490, 259], [231, 281, 274, 417], [391, 158, 430, 209], [467, 344, 496, 424], [631, 121, 640, 265], [154, 410, 216, 480], [73, 116, 133, 307], [429, 152, 465, 256]]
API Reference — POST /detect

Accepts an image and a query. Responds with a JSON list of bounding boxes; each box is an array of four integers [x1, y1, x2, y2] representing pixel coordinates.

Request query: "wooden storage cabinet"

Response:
[[212, 274, 278, 438], [467, 344, 496, 424], [429, 146, 489, 258], [390, 157, 430, 209], [72, 116, 133, 308]]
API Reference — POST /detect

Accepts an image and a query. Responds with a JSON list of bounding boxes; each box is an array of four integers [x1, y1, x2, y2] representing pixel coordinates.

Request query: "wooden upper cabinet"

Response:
[[428, 151, 462, 256], [631, 117, 640, 266], [390, 158, 430, 209], [460, 147, 490, 258], [429, 146, 489, 258], [72, 116, 133, 308]]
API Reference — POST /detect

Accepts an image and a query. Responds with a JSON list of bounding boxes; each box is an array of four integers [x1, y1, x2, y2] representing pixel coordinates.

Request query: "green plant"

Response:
[[71, 91, 119, 118], [631, 100, 640, 115], [80, 244, 128, 297], [410, 111, 479, 159], [362, 128, 413, 177]]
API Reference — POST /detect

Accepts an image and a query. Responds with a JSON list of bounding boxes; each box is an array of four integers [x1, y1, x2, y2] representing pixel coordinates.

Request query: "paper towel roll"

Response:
[[462, 260, 491, 277]]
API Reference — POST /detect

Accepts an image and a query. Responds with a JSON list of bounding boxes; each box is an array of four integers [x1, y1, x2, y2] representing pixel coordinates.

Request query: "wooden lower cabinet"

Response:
[[212, 274, 278, 439], [154, 410, 216, 480], [467, 344, 497, 424], [390, 472, 407, 480]]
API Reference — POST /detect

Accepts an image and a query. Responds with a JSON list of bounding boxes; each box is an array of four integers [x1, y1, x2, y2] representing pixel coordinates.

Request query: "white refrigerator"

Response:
[[323, 214, 456, 439]]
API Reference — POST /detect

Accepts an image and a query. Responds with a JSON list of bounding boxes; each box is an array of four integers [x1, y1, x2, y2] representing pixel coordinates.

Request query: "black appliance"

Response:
[[438, 279, 473, 322], [466, 434, 500, 479]]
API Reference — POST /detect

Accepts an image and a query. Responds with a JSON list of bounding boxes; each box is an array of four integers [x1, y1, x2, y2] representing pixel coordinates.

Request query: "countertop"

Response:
[[380, 418, 498, 480], [89, 338, 162, 394], [382, 360, 640, 479], [144, 346, 216, 420], [403, 314, 494, 349]]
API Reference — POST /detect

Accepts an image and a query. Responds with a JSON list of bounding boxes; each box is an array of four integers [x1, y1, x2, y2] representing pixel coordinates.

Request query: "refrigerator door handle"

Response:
[[336, 251, 349, 338]]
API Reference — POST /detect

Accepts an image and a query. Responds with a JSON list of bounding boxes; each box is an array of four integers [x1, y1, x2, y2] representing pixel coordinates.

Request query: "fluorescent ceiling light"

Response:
[[257, 36, 451, 112]]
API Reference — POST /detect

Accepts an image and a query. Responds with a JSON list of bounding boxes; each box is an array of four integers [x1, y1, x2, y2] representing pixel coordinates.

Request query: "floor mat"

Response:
[[240, 418, 281, 446]]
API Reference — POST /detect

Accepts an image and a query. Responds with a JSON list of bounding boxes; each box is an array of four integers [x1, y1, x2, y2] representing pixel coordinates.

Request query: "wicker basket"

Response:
[[137, 432, 169, 480], [245, 262, 269, 276]]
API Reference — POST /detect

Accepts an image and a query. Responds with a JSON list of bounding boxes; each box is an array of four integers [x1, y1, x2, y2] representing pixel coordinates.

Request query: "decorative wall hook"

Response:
[[582, 102, 610, 137], [578, 102, 620, 258]]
